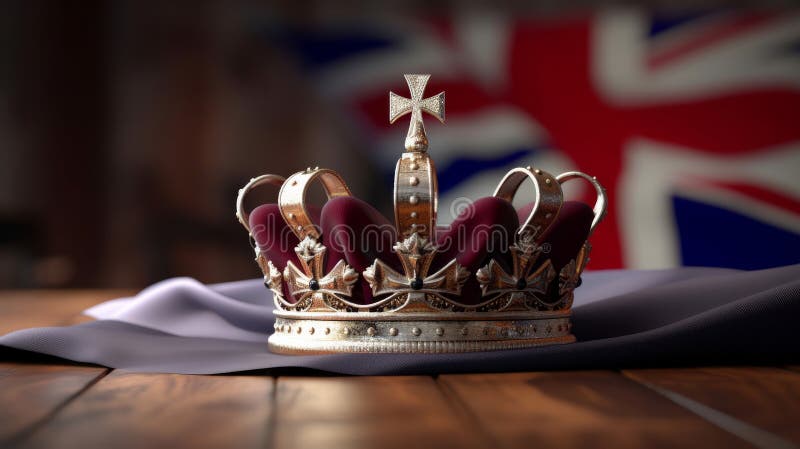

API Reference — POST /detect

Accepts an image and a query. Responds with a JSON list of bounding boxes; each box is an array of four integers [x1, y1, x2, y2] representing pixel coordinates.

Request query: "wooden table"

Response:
[[1, 291, 798, 449]]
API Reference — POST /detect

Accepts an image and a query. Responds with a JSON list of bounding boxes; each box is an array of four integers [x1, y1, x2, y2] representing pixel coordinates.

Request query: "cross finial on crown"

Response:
[[389, 74, 445, 152]]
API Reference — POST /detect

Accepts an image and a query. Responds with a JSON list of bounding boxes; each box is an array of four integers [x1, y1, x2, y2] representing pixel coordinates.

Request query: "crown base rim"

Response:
[[268, 316, 574, 354]]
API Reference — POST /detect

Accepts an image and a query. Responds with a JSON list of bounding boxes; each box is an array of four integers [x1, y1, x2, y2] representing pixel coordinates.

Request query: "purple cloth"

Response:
[[1, 265, 798, 374]]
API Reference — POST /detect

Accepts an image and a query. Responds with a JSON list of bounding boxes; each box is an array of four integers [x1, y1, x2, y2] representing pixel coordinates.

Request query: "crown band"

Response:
[[235, 174, 286, 290], [494, 166, 564, 240], [556, 171, 608, 235], [269, 315, 573, 354], [236, 174, 286, 234], [394, 153, 437, 238], [279, 168, 352, 240]]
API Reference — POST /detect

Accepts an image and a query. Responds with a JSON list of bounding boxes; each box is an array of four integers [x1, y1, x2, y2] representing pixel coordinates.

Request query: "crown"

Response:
[[236, 74, 607, 354]]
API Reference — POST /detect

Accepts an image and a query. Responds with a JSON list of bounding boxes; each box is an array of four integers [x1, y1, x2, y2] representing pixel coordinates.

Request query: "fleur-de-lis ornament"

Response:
[[476, 232, 555, 300], [265, 260, 284, 301], [283, 237, 359, 303], [363, 233, 469, 297], [557, 242, 591, 305]]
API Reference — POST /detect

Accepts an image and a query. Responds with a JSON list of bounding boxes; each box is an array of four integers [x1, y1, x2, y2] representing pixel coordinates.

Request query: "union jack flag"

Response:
[[268, 8, 800, 270]]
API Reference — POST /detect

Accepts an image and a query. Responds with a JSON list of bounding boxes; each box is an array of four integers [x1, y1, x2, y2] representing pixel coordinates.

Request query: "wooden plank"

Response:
[[275, 376, 486, 449], [624, 367, 800, 445], [0, 291, 119, 446], [16, 371, 274, 449], [0, 363, 108, 446], [438, 371, 753, 449], [0, 290, 131, 334]]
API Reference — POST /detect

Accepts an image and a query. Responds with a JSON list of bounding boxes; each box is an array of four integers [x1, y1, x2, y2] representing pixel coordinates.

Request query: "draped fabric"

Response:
[[1, 265, 798, 375]]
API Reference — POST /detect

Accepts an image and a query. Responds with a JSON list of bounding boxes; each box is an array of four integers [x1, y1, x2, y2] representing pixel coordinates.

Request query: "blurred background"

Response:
[[1, 1, 798, 289]]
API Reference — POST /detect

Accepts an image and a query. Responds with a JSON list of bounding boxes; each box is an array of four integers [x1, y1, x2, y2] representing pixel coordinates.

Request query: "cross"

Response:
[[363, 233, 468, 297], [389, 74, 445, 152], [282, 236, 359, 303], [475, 234, 553, 298]]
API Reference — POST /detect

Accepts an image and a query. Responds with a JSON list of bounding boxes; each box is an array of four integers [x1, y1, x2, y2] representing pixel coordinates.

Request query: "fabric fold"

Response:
[[1, 265, 798, 375]]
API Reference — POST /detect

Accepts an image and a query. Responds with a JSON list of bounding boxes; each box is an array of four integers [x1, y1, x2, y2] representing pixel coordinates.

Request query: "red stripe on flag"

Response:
[[691, 179, 800, 217], [648, 13, 776, 69]]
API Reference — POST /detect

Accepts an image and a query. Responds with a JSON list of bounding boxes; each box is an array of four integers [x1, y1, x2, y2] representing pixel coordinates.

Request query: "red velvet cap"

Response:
[[248, 195, 593, 305]]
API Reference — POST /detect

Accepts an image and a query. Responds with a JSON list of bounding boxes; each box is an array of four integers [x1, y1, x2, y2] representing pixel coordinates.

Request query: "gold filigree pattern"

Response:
[[321, 294, 359, 313], [368, 294, 409, 313]]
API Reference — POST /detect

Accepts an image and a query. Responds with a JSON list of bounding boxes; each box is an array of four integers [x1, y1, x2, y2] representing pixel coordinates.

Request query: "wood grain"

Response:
[[16, 371, 274, 449], [0, 290, 130, 334], [624, 367, 800, 444], [438, 371, 753, 449], [274, 376, 486, 449], [2, 290, 797, 449], [0, 290, 115, 447], [0, 363, 108, 446]]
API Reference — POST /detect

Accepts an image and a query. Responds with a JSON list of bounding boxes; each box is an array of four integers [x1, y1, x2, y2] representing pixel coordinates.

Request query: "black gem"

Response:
[[576, 277, 582, 287], [515, 278, 527, 290], [410, 277, 424, 290], [308, 279, 320, 291]]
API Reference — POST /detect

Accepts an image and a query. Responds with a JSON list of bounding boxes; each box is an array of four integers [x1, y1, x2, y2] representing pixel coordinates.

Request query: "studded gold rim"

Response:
[[556, 171, 608, 236], [394, 153, 437, 239], [493, 166, 563, 241], [235, 174, 286, 234], [279, 168, 352, 241], [268, 315, 574, 354]]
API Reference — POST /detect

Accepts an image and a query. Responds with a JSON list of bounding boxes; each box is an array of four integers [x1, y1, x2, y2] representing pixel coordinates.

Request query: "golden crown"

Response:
[[236, 74, 607, 354]]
